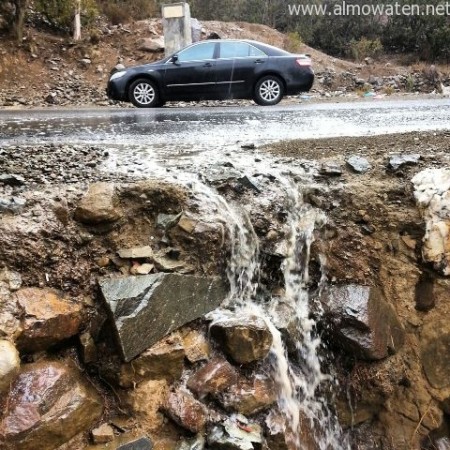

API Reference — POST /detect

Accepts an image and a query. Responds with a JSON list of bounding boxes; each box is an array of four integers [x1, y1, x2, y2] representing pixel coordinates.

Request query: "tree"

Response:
[[12, 0, 29, 42], [73, 0, 81, 40]]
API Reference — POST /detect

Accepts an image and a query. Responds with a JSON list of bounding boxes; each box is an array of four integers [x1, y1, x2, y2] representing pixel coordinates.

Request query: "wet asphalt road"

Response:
[[0, 98, 449, 176]]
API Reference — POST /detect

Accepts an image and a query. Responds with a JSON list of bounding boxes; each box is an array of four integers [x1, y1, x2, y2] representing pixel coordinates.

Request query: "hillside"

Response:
[[0, 18, 449, 108]]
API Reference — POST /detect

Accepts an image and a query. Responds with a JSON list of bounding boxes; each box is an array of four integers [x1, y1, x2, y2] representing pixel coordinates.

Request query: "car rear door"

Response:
[[215, 42, 268, 97], [163, 42, 218, 100]]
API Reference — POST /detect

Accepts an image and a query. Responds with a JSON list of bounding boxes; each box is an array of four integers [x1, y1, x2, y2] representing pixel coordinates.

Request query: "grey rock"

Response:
[[0, 174, 25, 186], [156, 212, 182, 230], [176, 435, 205, 450], [117, 437, 153, 450], [319, 162, 342, 177], [0, 196, 26, 212], [207, 416, 262, 450], [100, 274, 226, 361], [346, 156, 371, 174], [137, 37, 165, 52], [388, 154, 421, 171], [320, 285, 405, 360]]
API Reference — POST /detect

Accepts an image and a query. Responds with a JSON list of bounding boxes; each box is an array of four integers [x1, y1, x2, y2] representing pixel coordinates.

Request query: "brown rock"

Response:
[[0, 360, 103, 450], [123, 379, 169, 432], [187, 357, 238, 398], [118, 333, 185, 388], [74, 182, 121, 224], [15, 288, 83, 353], [220, 376, 276, 415], [163, 389, 207, 433], [210, 315, 273, 364], [181, 329, 210, 363], [91, 423, 115, 444]]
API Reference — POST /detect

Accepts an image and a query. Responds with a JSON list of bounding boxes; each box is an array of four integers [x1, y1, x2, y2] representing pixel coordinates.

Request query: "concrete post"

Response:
[[162, 3, 192, 57]]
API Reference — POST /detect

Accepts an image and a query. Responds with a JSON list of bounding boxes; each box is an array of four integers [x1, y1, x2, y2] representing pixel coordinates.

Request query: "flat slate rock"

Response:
[[100, 274, 227, 362]]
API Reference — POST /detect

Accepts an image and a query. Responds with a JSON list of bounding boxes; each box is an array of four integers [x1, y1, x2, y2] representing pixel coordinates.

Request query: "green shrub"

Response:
[[285, 31, 303, 53], [98, 0, 159, 24], [349, 37, 383, 61]]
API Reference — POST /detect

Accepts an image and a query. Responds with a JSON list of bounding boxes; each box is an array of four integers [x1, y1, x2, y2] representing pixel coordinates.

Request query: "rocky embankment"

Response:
[[0, 131, 449, 450]]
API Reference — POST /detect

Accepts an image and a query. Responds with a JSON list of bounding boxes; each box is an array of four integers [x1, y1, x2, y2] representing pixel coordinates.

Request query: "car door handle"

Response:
[[254, 59, 265, 64], [203, 62, 213, 67]]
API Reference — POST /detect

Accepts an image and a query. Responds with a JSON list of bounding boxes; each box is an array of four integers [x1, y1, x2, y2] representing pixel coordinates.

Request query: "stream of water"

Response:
[[175, 165, 349, 449]]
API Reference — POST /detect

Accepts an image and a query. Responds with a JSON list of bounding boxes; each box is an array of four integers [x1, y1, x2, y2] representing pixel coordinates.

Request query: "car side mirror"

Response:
[[170, 55, 179, 64]]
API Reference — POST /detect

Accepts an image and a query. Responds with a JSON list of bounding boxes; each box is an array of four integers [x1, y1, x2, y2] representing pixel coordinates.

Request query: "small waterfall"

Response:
[[202, 174, 348, 450]]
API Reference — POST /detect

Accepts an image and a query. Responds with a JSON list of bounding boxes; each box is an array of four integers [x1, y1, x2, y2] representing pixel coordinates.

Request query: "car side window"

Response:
[[219, 42, 266, 58], [177, 43, 216, 62]]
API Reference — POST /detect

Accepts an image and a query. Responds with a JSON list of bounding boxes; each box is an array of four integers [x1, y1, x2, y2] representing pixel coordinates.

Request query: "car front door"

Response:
[[163, 42, 218, 100], [215, 42, 268, 98]]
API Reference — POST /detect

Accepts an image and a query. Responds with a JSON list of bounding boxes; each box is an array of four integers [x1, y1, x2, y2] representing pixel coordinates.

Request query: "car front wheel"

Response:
[[129, 78, 160, 108], [254, 76, 284, 106]]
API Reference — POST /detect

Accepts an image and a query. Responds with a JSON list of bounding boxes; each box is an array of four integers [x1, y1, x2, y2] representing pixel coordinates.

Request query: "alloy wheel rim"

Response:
[[134, 83, 155, 105], [259, 79, 281, 102]]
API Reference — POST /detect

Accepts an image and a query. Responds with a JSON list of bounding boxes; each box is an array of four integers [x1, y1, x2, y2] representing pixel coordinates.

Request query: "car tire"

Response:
[[129, 78, 160, 108], [254, 75, 284, 106]]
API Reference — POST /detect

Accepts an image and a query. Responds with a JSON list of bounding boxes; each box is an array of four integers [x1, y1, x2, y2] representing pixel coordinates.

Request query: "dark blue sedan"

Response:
[[107, 39, 314, 107]]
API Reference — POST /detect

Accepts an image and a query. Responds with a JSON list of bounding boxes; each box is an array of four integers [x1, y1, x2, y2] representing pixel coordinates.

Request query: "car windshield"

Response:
[[178, 43, 216, 62]]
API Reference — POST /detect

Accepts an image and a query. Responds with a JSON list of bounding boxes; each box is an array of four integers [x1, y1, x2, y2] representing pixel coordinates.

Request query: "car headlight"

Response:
[[110, 71, 127, 81]]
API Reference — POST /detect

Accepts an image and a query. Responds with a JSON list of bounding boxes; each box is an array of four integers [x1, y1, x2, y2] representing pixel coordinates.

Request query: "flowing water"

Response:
[[179, 165, 349, 449]]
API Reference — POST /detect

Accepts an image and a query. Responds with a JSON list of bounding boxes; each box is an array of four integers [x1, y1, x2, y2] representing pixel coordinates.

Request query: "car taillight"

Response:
[[296, 58, 311, 67]]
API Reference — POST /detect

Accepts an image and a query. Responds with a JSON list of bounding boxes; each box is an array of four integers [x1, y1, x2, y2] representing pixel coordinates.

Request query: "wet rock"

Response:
[[118, 333, 185, 387], [123, 379, 168, 432], [137, 37, 164, 52], [187, 357, 238, 398], [117, 437, 153, 450], [74, 182, 122, 224], [319, 162, 342, 177], [0, 340, 20, 393], [178, 214, 198, 234], [0, 361, 103, 450], [412, 168, 450, 275], [163, 389, 208, 433], [176, 435, 205, 450], [219, 375, 276, 415], [415, 276, 435, 312], [118, 246, 154, 259], [15, 288, 83, 353], [320, 285, 405, 360], [0, 174, 25, 186], [421, 319, 450, 389], [210, 315, 273, 364], [207, 416, 263, 450], [157, 212, 181, 231], [181, 329, 210, 363], [388, 154, 420, 171], [79, 331, 97, 364], [346, 156, 371, 174], [100, 273, 226, 362], [91, 423, 115, 444], [45, 93, 59, 105]]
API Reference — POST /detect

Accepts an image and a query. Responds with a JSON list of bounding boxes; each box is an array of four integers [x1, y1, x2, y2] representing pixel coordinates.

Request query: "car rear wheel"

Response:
[[254, 75, 284, 106], [129, 78, 160, 108]]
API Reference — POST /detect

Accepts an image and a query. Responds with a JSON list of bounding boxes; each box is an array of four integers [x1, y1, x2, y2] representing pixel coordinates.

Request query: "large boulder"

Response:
[[0, 361, 103, 450], [137, 37, 165, 52], [0, 340, 20, 393], [74, 182, 122, 225], [100, 273, 226, 362], [210, 315, 273, 364], [15, 288, 84, 353], [412, 168, 450, 275], [320, 285, 405, 360]]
